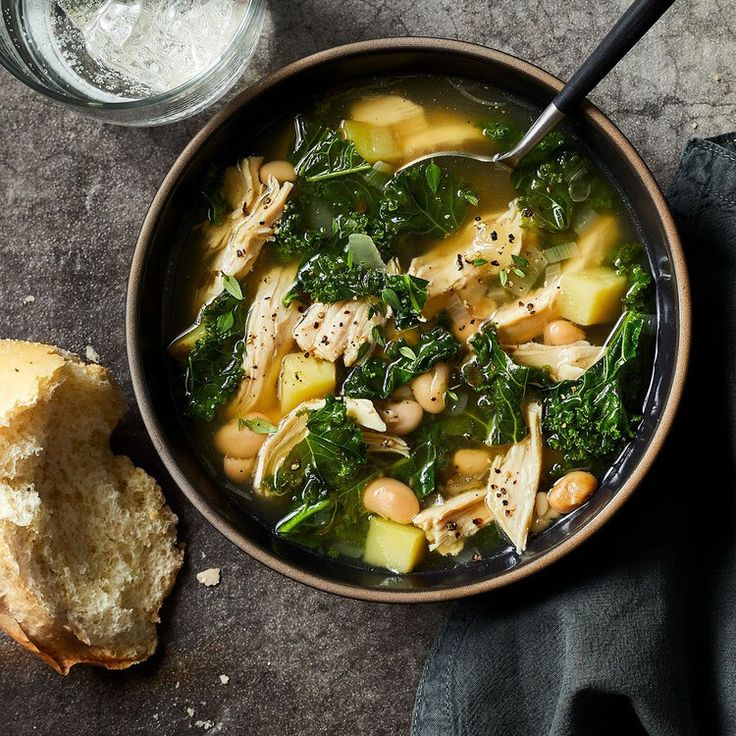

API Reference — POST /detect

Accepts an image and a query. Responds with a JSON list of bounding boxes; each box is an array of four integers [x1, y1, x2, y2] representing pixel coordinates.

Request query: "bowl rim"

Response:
[[127, 37, 691, 603]]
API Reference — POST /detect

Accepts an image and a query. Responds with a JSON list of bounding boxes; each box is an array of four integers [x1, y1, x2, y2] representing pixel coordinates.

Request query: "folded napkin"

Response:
[[412, 135, 736, 736]]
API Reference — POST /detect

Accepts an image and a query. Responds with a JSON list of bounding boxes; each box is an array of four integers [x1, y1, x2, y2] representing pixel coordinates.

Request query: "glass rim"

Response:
[[0, 0, 264, 113]]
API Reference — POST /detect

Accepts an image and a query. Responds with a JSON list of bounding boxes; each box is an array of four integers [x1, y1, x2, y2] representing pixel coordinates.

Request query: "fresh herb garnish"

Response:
[[238, 417, 277, 434], [222, 273, 244, 300]]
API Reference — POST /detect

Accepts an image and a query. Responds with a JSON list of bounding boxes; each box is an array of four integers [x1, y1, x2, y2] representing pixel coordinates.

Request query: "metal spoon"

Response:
[[397, 0, 677, 173]]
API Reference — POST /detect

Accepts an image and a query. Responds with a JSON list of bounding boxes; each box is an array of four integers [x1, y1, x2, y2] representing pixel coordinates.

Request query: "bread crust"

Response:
[[0, 340, 183, 675]]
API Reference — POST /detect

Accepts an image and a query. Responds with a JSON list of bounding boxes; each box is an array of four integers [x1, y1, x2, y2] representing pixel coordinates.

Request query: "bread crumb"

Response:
[[691, 122, 699, 130], [195, 721, 215, 731], [22, 295, 35, 305], [196, 568, 221, 587], [186, 707, 195, 717], [85, 345, 100, 363], [219, 674, 230, 685], [175, 681, 180, 689]]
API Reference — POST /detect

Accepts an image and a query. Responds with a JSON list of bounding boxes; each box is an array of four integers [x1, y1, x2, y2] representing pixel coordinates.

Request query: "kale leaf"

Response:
[[183, 288, 247, 421], [271, 397, 370, 535], [380, 162, 478, 239], [611, 243, 654, 312], [342, 326, 461, 400], [510, 131, 614, 232], [291, 116, 372, 182], [387, 421, 448, 498], [543, 310, 646, 473], [461, 324, 550, 445], [284, 250, 429, 330]]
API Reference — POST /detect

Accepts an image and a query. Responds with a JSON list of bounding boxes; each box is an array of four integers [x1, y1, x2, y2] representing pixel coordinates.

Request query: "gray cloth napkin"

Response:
[[412, 135, 736, 736]]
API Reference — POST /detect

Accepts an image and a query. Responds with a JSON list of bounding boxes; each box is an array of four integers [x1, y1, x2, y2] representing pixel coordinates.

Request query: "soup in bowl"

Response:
[[128, 40, 688, 600]]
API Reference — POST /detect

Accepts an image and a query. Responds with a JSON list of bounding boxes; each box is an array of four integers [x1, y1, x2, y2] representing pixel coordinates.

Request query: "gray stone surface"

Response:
[[0, 1, 732, 734]]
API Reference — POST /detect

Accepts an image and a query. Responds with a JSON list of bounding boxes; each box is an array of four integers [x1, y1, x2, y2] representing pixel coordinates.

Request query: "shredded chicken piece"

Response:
[[413, 490, 493, 556], [203, 156, 293, 298], [491, 278, 561, 344], [362, 431, 411, 457], [293, 299, 385, 366], [232, 264, 300, 415], [253, 398, 387, 494], [509, 341, 604, 382], [409, 204, 522, 299], [485, 401, 543, 554]]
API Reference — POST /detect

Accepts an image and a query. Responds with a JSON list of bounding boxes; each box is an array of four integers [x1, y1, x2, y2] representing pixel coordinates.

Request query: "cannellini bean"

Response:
[[391, 384, 415, 401], [411, 363, 450, 414], [214, 413, 271, 459], [543, 319, 586, 346], [259, 160, 297, 184], [548, 471, 598, 513], [451, 448, 491, 477], [363, 478, 420, 524], [378, 400, 424, 436], [223, 456, 255, 484]]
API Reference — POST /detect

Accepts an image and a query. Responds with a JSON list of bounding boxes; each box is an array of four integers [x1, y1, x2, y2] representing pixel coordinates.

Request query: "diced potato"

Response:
[[558, 267, 627, 325], [402, 122, 486, 157], [565, 214, 621, 273], [278, 352, 336, 413], [351, 95, 428, 137], [363, 517, 425, 573], [341, 119, 401, 162]]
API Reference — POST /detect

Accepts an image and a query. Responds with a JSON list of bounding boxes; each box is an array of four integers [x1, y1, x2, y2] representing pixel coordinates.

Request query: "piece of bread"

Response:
[[0, 340, 183, 675]]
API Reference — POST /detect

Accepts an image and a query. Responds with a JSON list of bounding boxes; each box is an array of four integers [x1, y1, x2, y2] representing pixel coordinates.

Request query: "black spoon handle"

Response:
[[553, 0, 677, 114]]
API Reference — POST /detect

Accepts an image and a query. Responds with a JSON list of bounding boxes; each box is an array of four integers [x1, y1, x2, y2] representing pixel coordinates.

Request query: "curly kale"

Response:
[[285, 250, 429, 330], [271, 397, 370, 535], [342, 326, 461, 400], [182, 286, 247, 421], [543, 310, 646, 474], [461, 324, 550, 445], [508, 131, 614, 232], [611, 243, 654, 312]]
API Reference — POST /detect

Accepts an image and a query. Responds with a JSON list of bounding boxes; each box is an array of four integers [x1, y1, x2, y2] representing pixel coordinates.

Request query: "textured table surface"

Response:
[[0, 1, 732, 734]]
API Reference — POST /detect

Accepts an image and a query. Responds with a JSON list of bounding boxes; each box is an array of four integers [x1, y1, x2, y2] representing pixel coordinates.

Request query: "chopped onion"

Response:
[[543, 241, 579, 263], [544, 263, 562, 286], [346, 233, 385, 269]]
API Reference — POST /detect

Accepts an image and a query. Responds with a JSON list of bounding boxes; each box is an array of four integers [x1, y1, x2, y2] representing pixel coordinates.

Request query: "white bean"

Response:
[[411, 363, 450, 414], [363, 478, 420, 524], [379, 400, 424, 436]]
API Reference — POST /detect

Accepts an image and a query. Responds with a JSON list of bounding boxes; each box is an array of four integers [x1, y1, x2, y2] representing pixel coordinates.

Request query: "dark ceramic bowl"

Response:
[[126, 38, 690, 602]]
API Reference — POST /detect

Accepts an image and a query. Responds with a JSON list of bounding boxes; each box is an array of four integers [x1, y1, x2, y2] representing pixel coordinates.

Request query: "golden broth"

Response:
[[168, 75, 649, 572]]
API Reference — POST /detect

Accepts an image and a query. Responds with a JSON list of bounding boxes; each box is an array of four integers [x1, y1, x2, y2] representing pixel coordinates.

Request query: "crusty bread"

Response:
[[0, 340, 183, 674]]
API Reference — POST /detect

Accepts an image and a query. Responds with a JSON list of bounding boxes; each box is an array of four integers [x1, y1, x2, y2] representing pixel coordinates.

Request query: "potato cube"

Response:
[[565, 214, 621, 273], [351, 95, 428, 137], [279, 352, 336, 413], [341, 119, 401, 162], [363, 517, 425, 574], [402, 122, 486, 157], [558, 267, 627, 325]]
